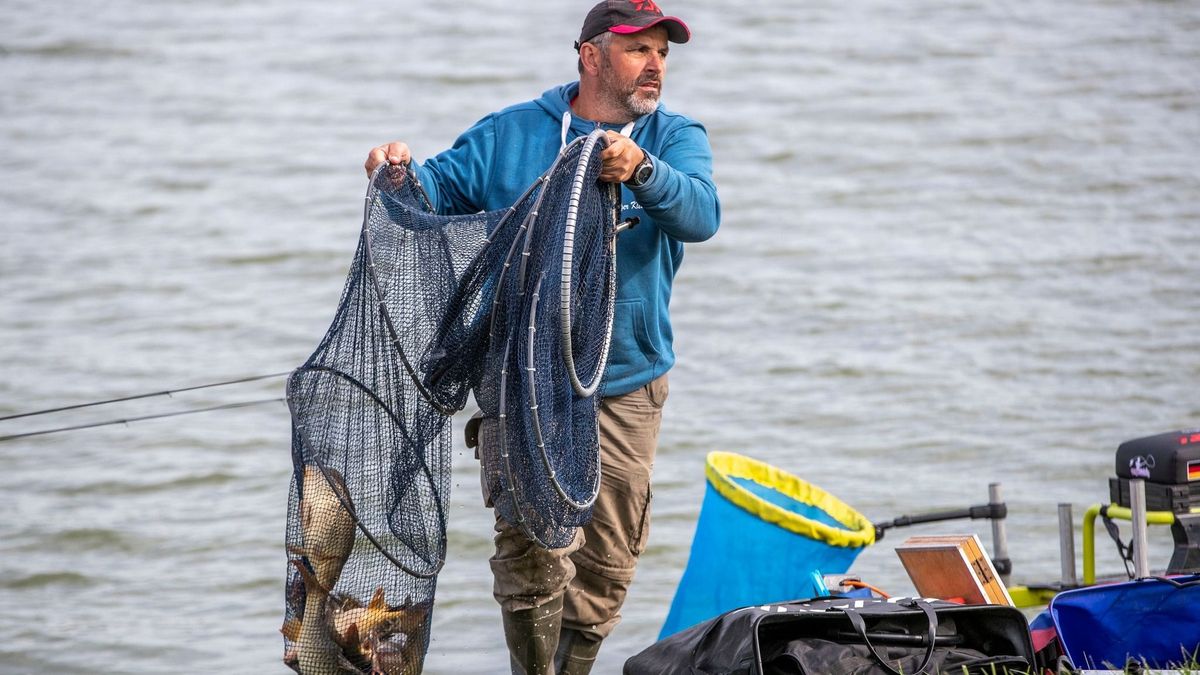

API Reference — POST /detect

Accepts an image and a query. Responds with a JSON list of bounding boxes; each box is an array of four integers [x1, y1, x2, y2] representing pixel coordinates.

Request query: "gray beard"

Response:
[[601, 81, 658, 120], [624, 90, 659, 117]]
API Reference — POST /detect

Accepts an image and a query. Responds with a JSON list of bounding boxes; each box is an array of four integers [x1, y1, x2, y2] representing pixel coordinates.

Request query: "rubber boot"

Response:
[[502, 596, 563, 675], [553, 627, 602, 675]]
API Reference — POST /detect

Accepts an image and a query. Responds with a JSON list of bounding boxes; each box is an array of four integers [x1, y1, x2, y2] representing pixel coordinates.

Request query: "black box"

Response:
[[1109, 477, 1200, 515], [1114, 430, 1200, 485]]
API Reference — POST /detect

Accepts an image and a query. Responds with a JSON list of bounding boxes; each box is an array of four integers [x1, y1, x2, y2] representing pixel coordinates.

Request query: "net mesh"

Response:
[[282, 130, 618, 673]]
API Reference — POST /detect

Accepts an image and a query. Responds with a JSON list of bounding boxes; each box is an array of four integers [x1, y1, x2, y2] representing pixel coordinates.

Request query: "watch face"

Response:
[[633, 161, 653, 185]]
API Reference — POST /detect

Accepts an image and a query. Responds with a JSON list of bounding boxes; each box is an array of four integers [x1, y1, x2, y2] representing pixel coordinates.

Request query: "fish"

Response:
[[281, 617, 303, 674], [285, 569, 308, 618], [293, 465, 357, 591], [332, 588, 413, 646], [398, 606, 430, 675], [325, 586, 432, 674], [366, 632, 408, 675], [361, 597, 432, 675], [289, 559, 361, 675], [281, 617, 302, 643], [284, 465, 433, 673]]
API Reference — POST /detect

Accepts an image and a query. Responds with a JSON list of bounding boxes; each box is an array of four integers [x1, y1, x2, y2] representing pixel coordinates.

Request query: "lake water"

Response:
[[1, 0, 1198, 672]]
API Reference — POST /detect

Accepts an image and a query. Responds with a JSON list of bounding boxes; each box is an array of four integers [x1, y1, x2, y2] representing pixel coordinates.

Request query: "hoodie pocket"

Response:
[[611, 299, 658, 373]]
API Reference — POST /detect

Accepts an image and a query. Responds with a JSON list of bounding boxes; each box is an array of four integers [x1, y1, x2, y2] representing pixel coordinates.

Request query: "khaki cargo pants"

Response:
[[487, 374, 668, 642]]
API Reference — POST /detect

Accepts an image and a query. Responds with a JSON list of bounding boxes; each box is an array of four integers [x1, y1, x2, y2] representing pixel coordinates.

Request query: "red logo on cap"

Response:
[[633, 0, 661, 13]]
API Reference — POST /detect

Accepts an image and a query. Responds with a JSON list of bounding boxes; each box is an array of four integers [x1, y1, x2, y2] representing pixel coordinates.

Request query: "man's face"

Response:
[[598, 26, 670, 118]]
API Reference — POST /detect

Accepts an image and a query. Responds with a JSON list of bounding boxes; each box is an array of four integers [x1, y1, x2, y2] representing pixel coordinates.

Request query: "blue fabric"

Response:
[[413, 82, 720, 395], [658, 481, 867, 639], [1049, 575, 1200, 669]]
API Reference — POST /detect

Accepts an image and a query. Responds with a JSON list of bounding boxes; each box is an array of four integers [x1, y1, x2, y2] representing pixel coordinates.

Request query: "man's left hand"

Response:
[[599, 131, 646, 184]]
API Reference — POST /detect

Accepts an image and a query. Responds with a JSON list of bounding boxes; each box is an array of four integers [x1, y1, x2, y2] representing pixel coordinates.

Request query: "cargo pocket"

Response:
[[630, 481, 654, 557], [574, 473, 653, 579]]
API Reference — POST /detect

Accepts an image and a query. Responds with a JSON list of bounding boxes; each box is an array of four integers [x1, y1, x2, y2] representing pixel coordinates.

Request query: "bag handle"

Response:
[[839, 600, 939, 675]]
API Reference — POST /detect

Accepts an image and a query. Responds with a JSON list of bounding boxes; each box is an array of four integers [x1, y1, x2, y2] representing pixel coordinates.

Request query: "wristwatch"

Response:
[[626, 152, 654, 188]]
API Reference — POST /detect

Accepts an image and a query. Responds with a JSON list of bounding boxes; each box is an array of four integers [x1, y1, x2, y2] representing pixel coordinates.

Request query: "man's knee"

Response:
[[491, 518, 585, 612], [562, 561, 635, 639]]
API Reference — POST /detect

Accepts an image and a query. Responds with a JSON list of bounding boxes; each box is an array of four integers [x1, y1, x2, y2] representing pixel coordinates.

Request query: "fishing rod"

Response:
[[874, 501, 1008, 538], [873, 483, 1012, 577], [0, 371, 291, 422], [0, 397, 287, 443]]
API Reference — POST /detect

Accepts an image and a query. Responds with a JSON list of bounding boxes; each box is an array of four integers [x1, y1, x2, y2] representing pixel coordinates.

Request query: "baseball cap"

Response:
[[575, 0, 691, 50]]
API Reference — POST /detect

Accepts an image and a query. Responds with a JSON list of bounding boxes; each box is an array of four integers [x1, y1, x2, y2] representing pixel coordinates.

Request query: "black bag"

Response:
[[624, 597, 1035, 675]]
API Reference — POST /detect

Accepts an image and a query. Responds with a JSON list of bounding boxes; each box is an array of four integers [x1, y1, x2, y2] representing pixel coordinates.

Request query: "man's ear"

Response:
[[579, 42, 603, 76]]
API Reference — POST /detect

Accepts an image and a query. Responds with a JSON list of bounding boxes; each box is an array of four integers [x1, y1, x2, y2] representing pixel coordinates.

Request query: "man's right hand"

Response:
[[365, 142, 411, 176]]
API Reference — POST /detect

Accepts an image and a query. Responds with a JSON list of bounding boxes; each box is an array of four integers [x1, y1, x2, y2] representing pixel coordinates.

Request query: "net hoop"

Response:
[[526, 273, 601, 511], [560, 129, 617, 398]]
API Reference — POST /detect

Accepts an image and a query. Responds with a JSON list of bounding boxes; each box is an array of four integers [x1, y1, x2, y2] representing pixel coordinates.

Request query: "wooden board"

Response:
[[895, 534, 1014, 606]]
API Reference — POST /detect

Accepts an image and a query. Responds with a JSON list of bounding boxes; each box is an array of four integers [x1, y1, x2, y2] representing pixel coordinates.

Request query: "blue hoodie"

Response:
[[415, 82, 720, 396]]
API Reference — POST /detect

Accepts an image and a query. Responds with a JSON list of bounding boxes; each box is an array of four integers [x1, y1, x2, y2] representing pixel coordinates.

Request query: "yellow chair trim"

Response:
[[705, 451, 875, 549]]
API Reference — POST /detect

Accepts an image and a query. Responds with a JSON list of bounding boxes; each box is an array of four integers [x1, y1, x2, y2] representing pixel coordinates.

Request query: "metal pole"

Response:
[[1058, 503, 1077, 587], [989, 483, 1011, 585], [1129, 479, 1150, 579]]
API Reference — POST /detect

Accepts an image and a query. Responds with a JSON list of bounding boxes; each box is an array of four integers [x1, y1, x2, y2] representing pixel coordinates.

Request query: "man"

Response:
[[364, 2, 719, 672]]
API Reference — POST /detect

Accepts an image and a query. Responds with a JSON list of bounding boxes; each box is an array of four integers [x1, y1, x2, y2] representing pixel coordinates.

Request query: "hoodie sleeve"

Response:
[[414, 114, 498, 215], [629, 120, 721, 243]]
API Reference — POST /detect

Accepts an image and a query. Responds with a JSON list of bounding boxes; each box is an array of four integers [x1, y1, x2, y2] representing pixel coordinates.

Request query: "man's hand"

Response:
[[365, 142, 412, 176], [599, 131, 646, 184]]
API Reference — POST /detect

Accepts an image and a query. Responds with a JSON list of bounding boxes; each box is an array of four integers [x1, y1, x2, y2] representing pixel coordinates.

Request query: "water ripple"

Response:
[[0, 570, 95, 589], [54, 471, 242, 497]]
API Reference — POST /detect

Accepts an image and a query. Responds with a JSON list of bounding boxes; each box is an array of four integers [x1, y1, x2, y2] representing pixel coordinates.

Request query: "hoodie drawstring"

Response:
[[560, 111, 572, 149], [560, 111, 635, 150]]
